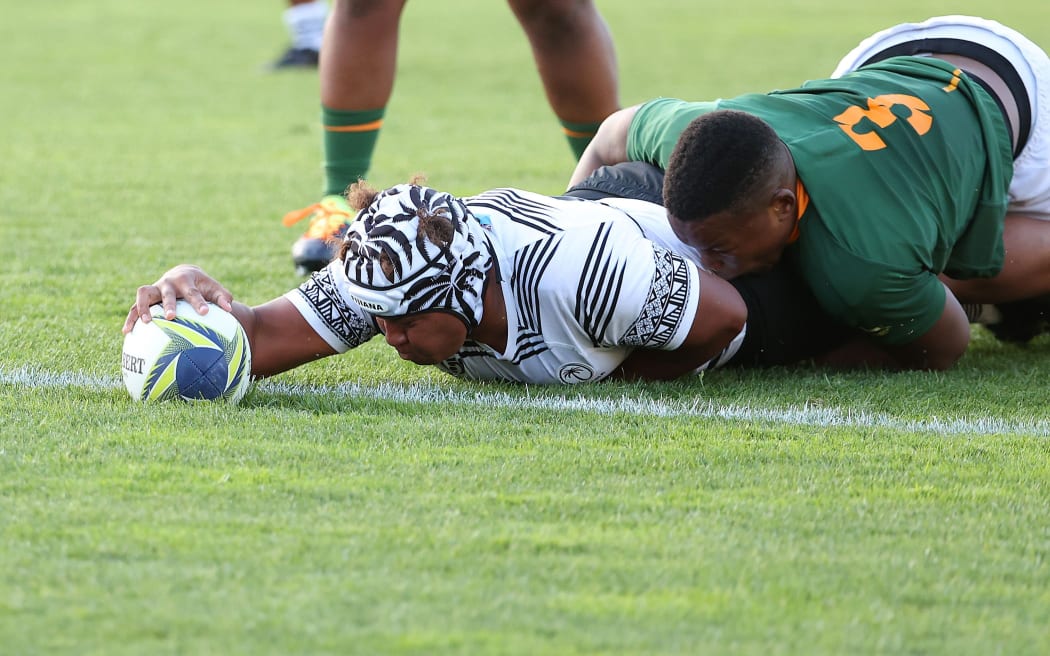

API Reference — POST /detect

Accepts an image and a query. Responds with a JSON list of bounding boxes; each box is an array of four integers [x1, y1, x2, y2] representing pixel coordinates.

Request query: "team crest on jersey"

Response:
[[558, 362, 595, 384]]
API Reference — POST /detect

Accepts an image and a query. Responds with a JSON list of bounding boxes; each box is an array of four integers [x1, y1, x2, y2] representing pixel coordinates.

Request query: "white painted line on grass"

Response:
[[2, 366, 1047, 436]]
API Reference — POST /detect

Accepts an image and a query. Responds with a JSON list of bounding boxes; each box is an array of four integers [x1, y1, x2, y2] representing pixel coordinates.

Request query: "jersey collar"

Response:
[[787, 178, 809, 244]]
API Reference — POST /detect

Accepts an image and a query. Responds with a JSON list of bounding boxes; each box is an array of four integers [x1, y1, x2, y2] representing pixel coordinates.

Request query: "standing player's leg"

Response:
[[283, 0, 407, 275], [318, 0, 405, 199], [507, 0, 620, 160], [271, 0, 328, 69]]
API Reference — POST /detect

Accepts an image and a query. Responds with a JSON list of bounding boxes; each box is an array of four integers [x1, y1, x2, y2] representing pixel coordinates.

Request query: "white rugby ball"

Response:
[[121, 300, 252, 404]]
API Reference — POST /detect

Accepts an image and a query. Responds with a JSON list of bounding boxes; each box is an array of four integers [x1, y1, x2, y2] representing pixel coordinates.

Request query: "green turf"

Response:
[[2, 1, 1049, 654]]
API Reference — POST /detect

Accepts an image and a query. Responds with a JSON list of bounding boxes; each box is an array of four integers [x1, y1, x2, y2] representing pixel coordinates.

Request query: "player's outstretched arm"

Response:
[[567, 105, 640, 188], [123, 264, 338, 378], [614, 270, 747, 381]]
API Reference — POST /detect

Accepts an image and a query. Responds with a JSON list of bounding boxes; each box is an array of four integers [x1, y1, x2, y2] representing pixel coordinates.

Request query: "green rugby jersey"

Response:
[[627, 56, 1013, 344]]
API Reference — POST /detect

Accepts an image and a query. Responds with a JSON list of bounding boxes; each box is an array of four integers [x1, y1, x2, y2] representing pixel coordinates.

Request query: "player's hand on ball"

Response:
[[123, 264, 235, 334], [122, 299, 252, 404]]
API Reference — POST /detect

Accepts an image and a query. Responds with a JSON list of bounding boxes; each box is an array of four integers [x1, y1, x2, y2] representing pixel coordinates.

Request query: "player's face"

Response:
[[671, 207, 794, 280], [375, 312, 468, 365]]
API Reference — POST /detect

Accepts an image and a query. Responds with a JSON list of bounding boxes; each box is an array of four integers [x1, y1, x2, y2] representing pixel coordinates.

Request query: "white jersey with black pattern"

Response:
[[285, 189, 736, 384]]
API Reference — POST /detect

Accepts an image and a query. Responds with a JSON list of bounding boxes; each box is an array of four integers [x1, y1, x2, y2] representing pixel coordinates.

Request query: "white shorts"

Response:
[[832, 15, 1050, 220]]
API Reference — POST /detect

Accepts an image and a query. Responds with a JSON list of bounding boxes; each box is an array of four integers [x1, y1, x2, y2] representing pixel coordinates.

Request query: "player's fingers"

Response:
[[158, 282, 179, 320], [122, 306, 140, 334], [208, 284, 235, 313], [187, 272, 234, 313], [129, 285, 162, 327], [181, 285, 211, 316]]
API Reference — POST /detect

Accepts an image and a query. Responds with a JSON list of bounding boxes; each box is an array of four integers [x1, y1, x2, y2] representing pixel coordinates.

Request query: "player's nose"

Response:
[[383, 324, 408, 347], [376, 317, 407, 346]]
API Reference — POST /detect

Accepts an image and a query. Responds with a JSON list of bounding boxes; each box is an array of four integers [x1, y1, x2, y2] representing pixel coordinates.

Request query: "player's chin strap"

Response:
[[341, 183, 494, 331]]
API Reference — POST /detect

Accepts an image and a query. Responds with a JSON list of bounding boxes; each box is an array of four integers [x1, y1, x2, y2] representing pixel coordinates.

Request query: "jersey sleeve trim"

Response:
[[284, 263, 379, 353], [620, 246, 701, 351]]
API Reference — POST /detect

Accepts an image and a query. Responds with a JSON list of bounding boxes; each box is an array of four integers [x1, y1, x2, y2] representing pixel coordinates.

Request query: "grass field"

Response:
[[2, 1, 1050, 654]]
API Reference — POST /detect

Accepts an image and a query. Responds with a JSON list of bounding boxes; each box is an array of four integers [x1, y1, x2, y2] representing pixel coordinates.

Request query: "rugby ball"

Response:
[[121, 300, 252, 404]]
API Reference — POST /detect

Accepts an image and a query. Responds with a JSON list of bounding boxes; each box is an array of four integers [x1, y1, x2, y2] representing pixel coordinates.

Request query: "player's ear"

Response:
[[770, 187, 796, 221]]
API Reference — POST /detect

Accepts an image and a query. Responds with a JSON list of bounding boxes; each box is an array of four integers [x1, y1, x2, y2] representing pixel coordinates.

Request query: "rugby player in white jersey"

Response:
[[125, 174, 840, 384]]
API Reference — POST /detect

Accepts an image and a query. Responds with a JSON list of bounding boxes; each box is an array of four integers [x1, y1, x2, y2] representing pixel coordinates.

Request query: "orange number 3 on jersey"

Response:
[[834, 94, 934, 151]]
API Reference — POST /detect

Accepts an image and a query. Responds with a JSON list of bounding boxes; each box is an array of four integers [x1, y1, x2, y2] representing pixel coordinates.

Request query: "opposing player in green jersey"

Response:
[[569, 17, 1050, 371]]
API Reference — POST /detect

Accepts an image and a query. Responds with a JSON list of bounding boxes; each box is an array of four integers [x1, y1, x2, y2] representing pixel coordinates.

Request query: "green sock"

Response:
[[559, 118, 604, 160], [322, 106, 386, 197]]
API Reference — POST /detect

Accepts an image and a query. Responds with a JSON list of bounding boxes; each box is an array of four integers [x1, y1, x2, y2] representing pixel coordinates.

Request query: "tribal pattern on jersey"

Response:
[[621, 247, 693, 348], [297, 266, 378, 350]]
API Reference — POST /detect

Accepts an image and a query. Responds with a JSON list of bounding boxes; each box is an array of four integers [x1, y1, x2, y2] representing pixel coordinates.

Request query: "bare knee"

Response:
[[507, 0, 594, 42]]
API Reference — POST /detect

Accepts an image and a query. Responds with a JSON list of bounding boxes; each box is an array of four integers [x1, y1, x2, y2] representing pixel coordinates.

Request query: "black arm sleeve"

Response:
[[564, 162, 666, 205]]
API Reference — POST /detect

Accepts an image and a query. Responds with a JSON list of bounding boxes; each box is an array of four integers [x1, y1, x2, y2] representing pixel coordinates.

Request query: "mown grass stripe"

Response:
[[2, 366, 1046, 437]]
